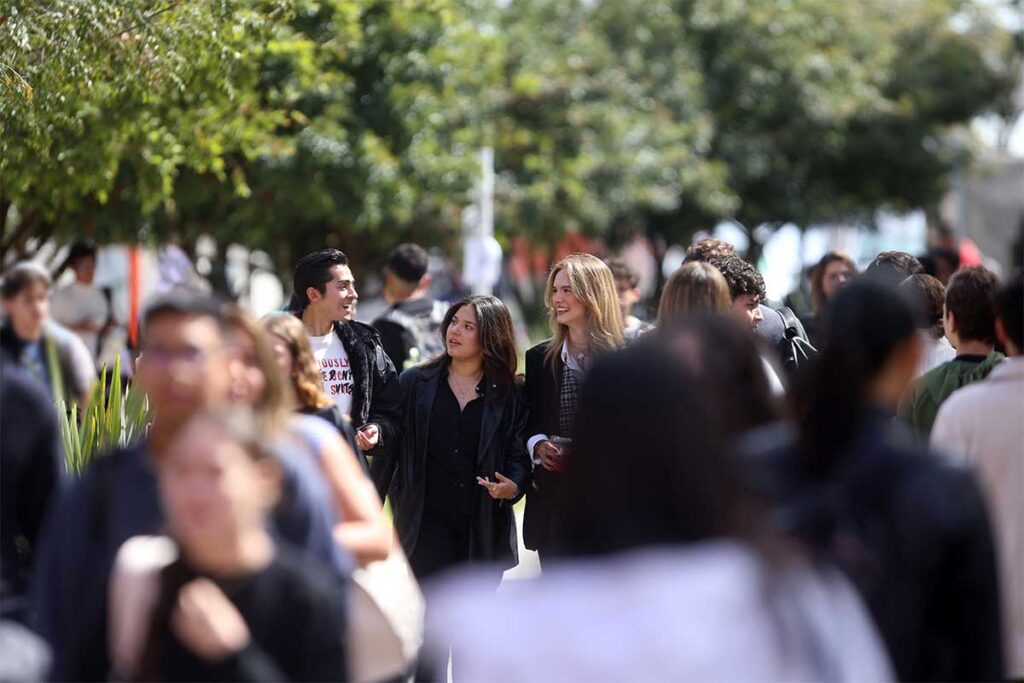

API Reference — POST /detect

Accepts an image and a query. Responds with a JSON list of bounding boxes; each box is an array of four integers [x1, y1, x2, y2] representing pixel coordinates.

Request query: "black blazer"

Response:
[[371, 364, 531, 566], [522, 339, 566, 552]]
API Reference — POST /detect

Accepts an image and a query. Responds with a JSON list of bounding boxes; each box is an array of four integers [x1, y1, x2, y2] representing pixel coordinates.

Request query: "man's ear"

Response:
[[418, 273, 431, 290], [944, 306, 957, 336], [995, 317, 1019, 356], [306, 286, 321, 303]]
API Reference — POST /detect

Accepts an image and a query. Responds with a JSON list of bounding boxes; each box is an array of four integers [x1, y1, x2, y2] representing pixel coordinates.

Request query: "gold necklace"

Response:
[[449, 369, 483, 401]]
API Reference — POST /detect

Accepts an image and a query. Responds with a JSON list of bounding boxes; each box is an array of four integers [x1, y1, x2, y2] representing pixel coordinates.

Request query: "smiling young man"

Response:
[[289, 249, 402, 455]]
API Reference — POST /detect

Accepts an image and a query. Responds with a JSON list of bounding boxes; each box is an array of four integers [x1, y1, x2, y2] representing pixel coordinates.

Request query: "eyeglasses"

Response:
[[139, 345, 222, 367]]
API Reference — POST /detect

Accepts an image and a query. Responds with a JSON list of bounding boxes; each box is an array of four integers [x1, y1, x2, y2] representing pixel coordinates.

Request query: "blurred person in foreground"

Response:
[[108, 409, 348, 681], [0, 358, 64, 623], [932, 273, 1024, 678], [863, 250, 924, 287], [656, 261, 732, 329], [373, 296, 530, 580], [755, 279, 1004, 681], [427, 342, 893, 681], [262, 312, 363, 467], [30, 292, 347, 681], [898, 274, 955, 378], [523, 253, 624, 559], [606, 258, 652, 341], [1, 261, 94, 404], [898, 265, 1003, 437], [228, 310, 389, 567], [803, 251, 857, 347]]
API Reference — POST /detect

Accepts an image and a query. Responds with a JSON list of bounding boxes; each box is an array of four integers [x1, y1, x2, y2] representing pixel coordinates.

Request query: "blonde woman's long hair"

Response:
[[657, 262, 732, 329], [544, 253, 625, 369], [261, 312, 333, 412]]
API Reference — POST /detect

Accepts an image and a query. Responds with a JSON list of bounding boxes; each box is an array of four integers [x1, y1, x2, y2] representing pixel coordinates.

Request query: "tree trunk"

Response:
[[0, 211, 42, 264]]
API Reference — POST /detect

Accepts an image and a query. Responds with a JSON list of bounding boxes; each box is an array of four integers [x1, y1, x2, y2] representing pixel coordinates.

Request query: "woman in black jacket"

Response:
[[523, 254, 624, 556], [759, 279, 1004, 681], [372, 295, 531, 580]]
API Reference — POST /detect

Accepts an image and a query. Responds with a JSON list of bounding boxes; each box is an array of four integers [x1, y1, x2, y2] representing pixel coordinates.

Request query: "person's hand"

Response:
[[355, 423, 380, 451], [476, 472, 519, 499], [534, 440, 565, 472], [171, 579, 250, 662]]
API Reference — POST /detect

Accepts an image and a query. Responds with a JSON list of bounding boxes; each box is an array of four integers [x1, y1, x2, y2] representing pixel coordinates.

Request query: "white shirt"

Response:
[[527, 341, 584, 462], [309, 332, 354, 419], [427, 542, 893, 682], [931, 356, 1024, 678], [50, 282, 108, 358], [915, 331, 957, 379]]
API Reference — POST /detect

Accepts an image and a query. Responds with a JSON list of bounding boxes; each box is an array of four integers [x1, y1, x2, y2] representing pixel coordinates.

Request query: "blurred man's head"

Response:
[[993, 272, 1022, 357], [136, 292, 233, 432], [865, 251, 924, 287], [943, 266, 999, 350], [66, 242, 98, 285], [708, 255, 765, 331], [899, 274, 946, 341], [684, 238, 736, 264], [383, 243, 430, 305], [606, 258, 642, 319], [1, 262, 52, 341], [928, 247, 960, 285]]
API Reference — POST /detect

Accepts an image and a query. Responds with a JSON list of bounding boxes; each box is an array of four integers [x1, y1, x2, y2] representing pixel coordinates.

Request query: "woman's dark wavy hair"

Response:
[[794, 279, 917, 476], [422, 295, 519, 402], [561, 342, 750, 556]]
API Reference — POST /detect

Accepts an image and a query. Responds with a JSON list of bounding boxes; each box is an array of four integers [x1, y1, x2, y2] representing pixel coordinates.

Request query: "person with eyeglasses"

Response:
[[30, 291, 350, 682]]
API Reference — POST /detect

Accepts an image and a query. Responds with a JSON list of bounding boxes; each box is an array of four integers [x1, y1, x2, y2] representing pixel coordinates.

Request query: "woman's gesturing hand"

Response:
[[476, 472, 518, 500]]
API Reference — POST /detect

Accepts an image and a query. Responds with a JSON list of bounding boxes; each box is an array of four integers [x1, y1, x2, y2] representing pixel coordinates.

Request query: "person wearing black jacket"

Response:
[[753, 280, 1004, 681], [0, 358, 64, 622], [523, 254, 624, 557], [372, 296, 530, 579], [289, 249, 402, 459]]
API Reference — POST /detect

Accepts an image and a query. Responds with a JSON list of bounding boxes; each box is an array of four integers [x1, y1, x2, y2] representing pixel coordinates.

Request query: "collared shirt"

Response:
[[527, 341, 585, 463], [426, 370, 485, 516], [932, 356, 1024, 677]]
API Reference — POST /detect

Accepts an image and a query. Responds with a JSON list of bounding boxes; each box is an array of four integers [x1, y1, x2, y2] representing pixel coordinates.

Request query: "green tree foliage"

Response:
[[161, 0, 502, 274], [1, 0, 1017, 268], [0, 1, 285, 258], [475, 0, 734, 242], [672, 0, 1017, 255]]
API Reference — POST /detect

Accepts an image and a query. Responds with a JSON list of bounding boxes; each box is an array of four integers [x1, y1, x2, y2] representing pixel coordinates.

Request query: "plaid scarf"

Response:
[[559, 363, 581, 436]]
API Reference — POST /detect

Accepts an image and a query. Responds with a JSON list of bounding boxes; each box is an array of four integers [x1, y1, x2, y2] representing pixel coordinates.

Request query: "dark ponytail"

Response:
[[794, 280, 917, 476]]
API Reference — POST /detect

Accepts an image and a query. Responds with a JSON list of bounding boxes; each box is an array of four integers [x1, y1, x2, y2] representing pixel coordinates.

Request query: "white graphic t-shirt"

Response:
[[309, 332, 354, 418]]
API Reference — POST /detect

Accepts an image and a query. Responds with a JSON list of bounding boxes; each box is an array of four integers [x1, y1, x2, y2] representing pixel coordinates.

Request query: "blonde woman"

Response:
[[656, 261, 732, 330], [523, 253, 624, 556]]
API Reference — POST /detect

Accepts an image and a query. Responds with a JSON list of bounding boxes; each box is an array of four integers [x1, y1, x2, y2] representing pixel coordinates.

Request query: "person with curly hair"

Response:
[[707, 254, 766, 332]]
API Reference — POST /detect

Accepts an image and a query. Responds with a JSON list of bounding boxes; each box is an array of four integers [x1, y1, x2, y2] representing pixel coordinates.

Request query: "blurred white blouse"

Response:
[[427, 541, 892, 682]]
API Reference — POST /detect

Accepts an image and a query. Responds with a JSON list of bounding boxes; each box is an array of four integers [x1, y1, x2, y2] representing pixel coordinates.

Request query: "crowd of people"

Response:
[[0, 238, 1020, 682]]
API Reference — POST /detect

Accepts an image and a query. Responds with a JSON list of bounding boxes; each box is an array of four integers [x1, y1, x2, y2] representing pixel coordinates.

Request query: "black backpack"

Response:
[[381, 300, 448, 369], [777, 306, 817, 373]]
